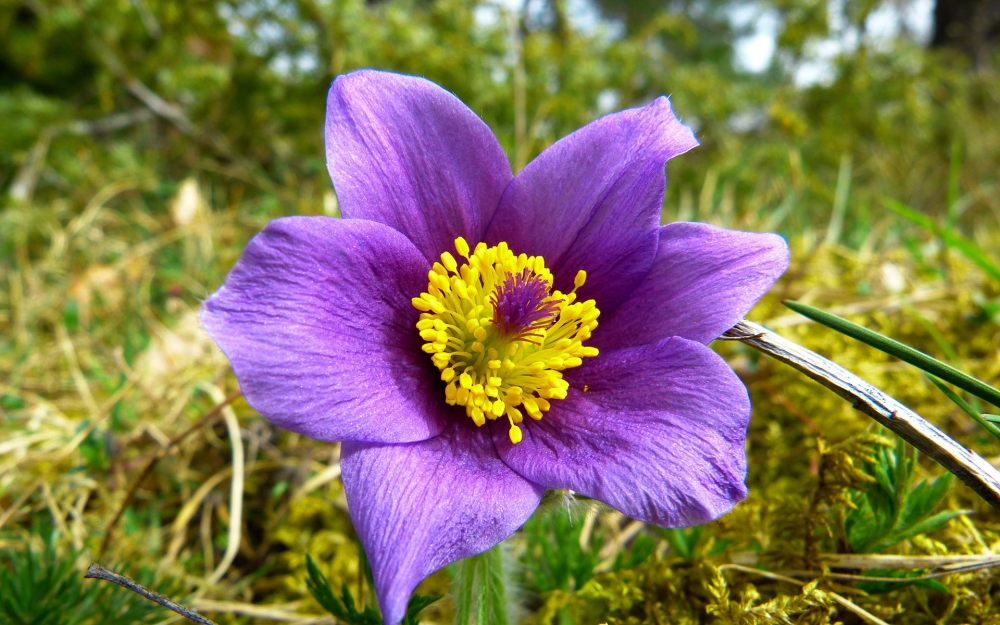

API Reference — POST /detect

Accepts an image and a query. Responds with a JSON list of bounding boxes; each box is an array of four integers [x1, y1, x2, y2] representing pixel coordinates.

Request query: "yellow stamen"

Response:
[[509, 424, 523, 444], [413, 238, 600, 443]]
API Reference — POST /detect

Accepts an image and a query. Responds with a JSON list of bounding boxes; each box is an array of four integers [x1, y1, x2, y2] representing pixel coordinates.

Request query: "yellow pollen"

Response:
[[412, 237, 600, 443]]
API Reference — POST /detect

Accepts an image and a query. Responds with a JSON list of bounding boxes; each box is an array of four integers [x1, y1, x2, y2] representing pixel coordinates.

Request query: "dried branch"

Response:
[[7, 109, 154, 204], [824, 553, 1000, 570], [723, 319, 1000, 510], [63, 109, 156, 135], [8, 129, 54, 203], [84, 563, 218, 625]]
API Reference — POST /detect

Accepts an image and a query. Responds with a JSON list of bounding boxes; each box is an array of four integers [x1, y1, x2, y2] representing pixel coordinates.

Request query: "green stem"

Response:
[[784, 300, 1000, 410], [454, 546, 509, 625]]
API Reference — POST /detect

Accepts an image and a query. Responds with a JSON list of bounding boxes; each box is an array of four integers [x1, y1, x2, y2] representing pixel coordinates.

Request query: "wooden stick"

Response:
[[84, 563, 218, 625], [723, 319, 1000, 510]]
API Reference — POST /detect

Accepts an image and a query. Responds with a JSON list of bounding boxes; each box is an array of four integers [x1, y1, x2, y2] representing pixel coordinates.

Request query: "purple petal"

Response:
[[493, 337, 749, 527], [486, 98, 697, 312], [342, 420, 544, 625], [201, 216, 447, 444], [326, 70, 513, 262], [593, 222, 789, 349]]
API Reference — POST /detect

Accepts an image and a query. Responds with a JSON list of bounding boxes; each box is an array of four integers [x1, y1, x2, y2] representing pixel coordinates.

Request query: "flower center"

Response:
[[412, 237, 600, 444]]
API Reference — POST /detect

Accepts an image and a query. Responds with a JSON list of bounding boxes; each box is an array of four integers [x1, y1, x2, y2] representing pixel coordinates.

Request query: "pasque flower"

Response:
[[202, 70, 789, 623]]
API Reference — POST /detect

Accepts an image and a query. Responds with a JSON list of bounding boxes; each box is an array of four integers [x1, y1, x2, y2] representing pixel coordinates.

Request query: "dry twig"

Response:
[[723, 319, 1000, 509], [84, 563, 218, 625]]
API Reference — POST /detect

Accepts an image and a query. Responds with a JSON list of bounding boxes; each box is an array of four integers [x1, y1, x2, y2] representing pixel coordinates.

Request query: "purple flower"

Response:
[[201, 70, 789, 623]]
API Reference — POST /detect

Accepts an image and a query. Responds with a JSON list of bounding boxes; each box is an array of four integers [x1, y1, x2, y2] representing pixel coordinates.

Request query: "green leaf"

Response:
[[358, 541, 375, 590], [947, 137, 962, 226], [269, 480, 289, 499], [877, 509, 968, 551], [0, 532, 175, 625], [657, 526, 704, 560], [613, 532, 658, 570], [340, 583, 359, 615], [63, 299, 80, 332], [926, 376, 1000, 443], [846, 441, 965, 553], [856, 569, 950, 595], [304, 554, 380, 625], [784, 300, 1000, 410], [885, 199, 1000, 284], [973, 294, 1000, 324], [401, 593, 444, 625], [910, 312, 960, 362], [0, 394, 25, 410], [304, 555, 345, 618], [518, 503, 602, 594], [901, 473, 954, 529]]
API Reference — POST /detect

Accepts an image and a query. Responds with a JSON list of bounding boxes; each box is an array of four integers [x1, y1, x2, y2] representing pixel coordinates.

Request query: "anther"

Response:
[[508, 424, 523, 444]]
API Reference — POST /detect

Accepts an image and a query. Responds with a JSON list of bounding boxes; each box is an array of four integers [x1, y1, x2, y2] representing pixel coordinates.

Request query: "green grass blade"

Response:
[[824, 153, 852, 246], [884, 199, 1000, 284], [926, 376, 1000, 444], [947, 137, 962, 228], [659, 527, 695, 559], [784, 300, 1000, 410], [910, 311, 960, 363]]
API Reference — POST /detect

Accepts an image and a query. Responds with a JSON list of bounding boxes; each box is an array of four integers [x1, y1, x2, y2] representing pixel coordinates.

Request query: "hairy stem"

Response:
[[454, 545, 510, 625]]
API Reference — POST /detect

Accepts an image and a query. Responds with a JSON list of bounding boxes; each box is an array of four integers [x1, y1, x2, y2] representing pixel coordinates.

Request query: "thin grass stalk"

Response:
[[823, 153, 852, 246], [885, 199, 1000, 283], [926, 376, 1000, 443], [784, 300, 1000, 409]]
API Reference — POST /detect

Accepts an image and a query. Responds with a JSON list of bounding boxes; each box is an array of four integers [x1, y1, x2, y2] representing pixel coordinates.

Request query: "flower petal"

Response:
[[201, 216, 446, 444], [326, 70, 513, 262], [342, 420, 544, 625], [486, 97, 697, 312], [594, 222, 789, 349], [493, 337, 749, 527]]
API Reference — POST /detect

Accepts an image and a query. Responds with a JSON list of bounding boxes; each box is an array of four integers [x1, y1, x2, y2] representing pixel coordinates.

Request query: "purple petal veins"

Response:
[[491, 336, 751, 527], [485, 97, 699, 312], [325, 70, 512, 263], [200, 217, 446, 445], [341, 420, 544, 624]]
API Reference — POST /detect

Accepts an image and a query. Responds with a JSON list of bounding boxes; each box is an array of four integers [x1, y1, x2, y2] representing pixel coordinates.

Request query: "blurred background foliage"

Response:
[[3, 0, 1000, 623], [3, 0, 999, 244]]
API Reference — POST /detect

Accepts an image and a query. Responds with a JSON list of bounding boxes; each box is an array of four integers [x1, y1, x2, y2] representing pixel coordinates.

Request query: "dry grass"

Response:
[[2, 177, 1000, 623]]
